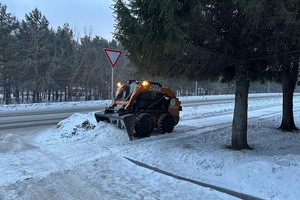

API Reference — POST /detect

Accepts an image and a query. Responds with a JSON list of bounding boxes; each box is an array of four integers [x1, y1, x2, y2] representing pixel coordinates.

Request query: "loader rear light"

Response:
[[142, 80, 149, 86]]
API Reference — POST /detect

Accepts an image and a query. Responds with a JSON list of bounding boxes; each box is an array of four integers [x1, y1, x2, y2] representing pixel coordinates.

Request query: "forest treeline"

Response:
[[0, 4, 136, 104]]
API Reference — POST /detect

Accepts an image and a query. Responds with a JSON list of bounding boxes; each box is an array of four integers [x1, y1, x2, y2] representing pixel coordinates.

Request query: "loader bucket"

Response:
[[121, 114, 136, 141], [94, 111, 136, 141], [94, 114, 110, 123]]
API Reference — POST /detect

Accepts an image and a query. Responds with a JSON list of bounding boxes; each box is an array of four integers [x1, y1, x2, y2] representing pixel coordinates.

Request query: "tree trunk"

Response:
[[64, 86, 68, 102], [231, 65, 251, 149], [56, 90, 59, 102], [26, 90, 29, 102], [68, 86, 73, 101], [15, 87, 20, 104], [279, 57, 298, 131], [85, 87, 88, 101], [21, 88, 24, 103], [32, 91, 36, 103], [48, 89, 51, 102], [35, 90, 39, 103], [60, 89, 63, 102], [4, 88, 11, 105]]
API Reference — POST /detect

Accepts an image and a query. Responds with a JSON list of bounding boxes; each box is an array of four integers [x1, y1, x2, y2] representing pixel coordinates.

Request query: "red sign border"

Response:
[[103, 48, 122, 68]]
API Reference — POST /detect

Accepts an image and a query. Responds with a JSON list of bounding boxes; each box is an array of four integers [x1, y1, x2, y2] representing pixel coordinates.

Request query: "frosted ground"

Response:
[[0, 94, 299, 200]]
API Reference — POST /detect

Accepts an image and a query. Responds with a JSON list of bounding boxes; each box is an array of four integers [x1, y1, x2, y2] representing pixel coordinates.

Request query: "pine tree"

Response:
[[16, 8, 53, 103], [0, 3, 19, 104], [236, 0, 300, 131], [52, 23, 76, 101], [114, 0, 260, 149]]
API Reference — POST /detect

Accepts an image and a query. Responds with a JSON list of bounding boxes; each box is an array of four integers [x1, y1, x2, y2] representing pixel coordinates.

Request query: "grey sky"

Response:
[[1, 0, 115, 40]]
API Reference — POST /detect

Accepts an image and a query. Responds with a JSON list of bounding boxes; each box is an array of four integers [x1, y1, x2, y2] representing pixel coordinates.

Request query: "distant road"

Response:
[[0, 94, 285, 131], [181, 93, 284, 106]]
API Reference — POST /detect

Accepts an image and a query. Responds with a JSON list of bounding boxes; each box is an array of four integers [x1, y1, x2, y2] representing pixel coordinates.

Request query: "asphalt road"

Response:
[[0, 94, 283, 130]]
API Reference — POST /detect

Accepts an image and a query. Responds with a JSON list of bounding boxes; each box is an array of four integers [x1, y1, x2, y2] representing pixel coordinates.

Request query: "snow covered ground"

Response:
[[1, 94, 300, 200]]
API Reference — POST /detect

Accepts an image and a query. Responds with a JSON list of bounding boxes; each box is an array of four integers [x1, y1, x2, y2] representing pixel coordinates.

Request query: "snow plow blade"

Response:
[[94, 111, 136, 141]]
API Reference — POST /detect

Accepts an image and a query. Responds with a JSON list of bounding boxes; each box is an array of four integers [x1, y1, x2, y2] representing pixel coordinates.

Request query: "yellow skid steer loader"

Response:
[[94, 80, 182, 140]]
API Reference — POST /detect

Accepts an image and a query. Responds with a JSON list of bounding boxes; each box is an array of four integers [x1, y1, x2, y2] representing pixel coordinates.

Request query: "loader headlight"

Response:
[[142, 81, 149, 86]]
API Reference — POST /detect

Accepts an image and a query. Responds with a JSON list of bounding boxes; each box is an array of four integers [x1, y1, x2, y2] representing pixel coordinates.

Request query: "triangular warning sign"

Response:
[[104, 48, 122, 68]]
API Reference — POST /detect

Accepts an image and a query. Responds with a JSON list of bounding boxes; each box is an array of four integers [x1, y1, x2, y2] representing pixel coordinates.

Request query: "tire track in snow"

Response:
[[124, 157, 264, 200]]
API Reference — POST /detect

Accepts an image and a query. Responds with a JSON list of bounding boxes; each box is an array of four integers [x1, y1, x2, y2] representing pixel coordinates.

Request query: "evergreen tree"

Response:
[[114, 0, 281, 149], [0, 3, 19, 104], [16, 8, 53, 103], [236, 0, 300, 131], [52, 23, 76, 101]]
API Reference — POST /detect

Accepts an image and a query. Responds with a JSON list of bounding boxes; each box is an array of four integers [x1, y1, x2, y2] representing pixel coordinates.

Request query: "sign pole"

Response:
[[111, 67, 114, 99]]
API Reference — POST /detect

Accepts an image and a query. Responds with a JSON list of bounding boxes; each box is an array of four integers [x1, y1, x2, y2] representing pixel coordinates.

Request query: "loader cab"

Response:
[[114, 85, 129, 101], [134, 91, 170, 113], [114, 80, 137, 102], [127, 81, 137, 100]]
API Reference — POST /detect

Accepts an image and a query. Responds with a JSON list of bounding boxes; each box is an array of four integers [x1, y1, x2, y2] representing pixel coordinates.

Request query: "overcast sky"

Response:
[[1, 0, 115, 40]]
